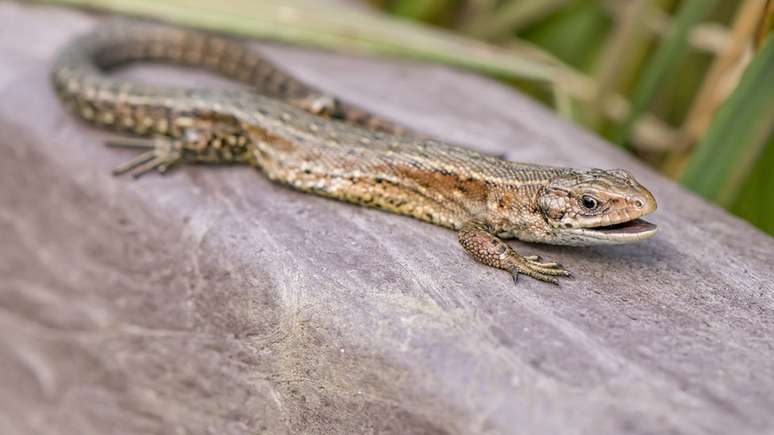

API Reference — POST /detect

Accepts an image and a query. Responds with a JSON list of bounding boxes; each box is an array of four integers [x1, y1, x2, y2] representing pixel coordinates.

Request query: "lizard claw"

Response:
[[512, 255, 572, 285], [525, 258, 564, 270], [522, 255, 565, 271]]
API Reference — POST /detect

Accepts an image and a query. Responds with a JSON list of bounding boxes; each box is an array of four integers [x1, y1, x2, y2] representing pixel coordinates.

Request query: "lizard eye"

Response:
[[579, 195, 599, 210]]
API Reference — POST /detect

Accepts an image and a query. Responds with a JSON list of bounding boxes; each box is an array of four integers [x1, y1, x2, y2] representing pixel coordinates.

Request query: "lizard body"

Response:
[[51, 22, 657, 284]]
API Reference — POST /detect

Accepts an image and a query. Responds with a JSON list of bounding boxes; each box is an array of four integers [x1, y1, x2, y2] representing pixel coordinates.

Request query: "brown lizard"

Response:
[[51, 22, 658, 284]]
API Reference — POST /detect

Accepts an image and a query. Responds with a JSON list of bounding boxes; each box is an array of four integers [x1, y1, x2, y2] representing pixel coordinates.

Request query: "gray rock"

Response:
[[0, 2, 772, 435]]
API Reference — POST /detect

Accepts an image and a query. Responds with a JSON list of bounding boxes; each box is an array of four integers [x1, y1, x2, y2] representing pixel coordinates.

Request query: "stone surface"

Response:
[[1, 2, 773, 435]]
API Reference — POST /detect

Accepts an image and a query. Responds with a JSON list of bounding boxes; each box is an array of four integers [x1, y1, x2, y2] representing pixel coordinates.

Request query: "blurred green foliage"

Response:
[[731, 134, 774, 235], [682, 33, 774, 208], [520, 1, 611, 71]]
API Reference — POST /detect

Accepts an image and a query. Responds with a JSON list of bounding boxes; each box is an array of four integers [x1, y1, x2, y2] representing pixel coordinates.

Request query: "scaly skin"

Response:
[[51, 22, 658, 284]]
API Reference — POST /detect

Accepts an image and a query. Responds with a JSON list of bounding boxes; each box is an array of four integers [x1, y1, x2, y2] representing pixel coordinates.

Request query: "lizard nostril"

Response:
[[634, 198, 644, 208]]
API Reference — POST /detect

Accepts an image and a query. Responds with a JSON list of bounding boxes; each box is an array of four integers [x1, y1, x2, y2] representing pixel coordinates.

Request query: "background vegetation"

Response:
[[43, 0, 774, 235]]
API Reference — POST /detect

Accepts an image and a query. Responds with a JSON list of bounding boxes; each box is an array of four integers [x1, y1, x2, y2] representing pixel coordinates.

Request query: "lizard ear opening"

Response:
[[537, 189, 568, 221]]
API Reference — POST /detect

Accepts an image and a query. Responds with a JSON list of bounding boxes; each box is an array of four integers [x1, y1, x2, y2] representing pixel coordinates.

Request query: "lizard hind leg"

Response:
[[104, 119, 253, 178], [458, 220, 572, 285], [291, 94, 340, 117], [106, 136, 182, 178]]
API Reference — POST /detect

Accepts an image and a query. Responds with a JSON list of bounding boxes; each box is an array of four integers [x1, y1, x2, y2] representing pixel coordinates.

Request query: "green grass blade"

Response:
[[520, 0, 611, 71], [730, 135, 774, 236], [611, 0, 719, 147], [388, 0, 456, 22], [680, 32, 774, 207], [463, 0, 568, 41]]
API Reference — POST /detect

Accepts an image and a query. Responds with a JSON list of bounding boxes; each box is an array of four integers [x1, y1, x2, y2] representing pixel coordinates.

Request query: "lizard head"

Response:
[[536, 168, 657, 245]]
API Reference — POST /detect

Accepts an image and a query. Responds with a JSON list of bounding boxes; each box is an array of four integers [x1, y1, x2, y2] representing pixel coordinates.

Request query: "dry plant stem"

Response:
[[588, 0, 650, 130], [754, 0, 774, 48], [611, 0, 720, 147], [663, 0, 765, 177], [615, 1, 731, 55]]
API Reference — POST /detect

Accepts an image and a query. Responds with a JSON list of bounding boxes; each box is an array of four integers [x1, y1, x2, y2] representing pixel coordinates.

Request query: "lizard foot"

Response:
[[458, 220, 572, 285], [106, 136, 182, 178], [509, 256, 572, 285], [291, 95, 341, 117]]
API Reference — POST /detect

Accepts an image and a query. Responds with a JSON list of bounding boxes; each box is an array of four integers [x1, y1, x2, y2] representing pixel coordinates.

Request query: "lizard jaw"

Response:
[[563, 218, 657, 245]]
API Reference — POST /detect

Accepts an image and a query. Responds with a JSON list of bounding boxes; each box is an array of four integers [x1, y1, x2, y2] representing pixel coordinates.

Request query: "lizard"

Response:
[[50, 21, 658, 285]]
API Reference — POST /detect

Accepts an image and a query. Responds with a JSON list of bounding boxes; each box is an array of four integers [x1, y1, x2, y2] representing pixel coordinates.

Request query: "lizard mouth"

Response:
[[566, 218, 657, 244]]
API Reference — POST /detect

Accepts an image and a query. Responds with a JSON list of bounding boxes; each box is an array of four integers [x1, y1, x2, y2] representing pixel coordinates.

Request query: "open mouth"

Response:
[[591, 218, 657, 234], [567, 218, 658, 244]]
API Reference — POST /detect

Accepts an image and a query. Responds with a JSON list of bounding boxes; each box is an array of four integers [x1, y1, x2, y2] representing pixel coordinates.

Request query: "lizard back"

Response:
[[51, 21, 567, 231]]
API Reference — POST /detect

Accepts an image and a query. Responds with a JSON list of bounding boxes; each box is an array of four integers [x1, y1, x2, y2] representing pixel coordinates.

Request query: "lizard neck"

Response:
[[476, 164, 571, 241]]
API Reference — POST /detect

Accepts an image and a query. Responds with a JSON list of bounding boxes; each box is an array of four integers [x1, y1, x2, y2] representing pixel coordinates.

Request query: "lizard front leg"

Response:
[[458, 220, 571, 285]]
